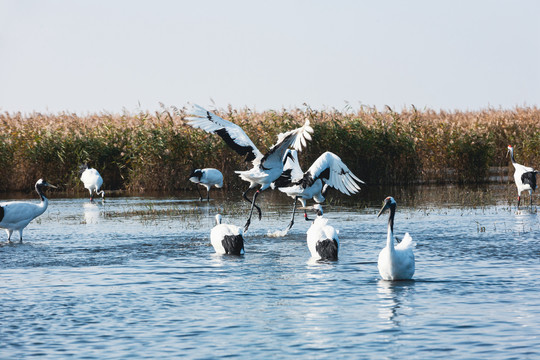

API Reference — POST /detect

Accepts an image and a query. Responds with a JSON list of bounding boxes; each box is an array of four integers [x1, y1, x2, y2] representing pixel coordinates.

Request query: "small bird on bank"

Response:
[[79, 164, 104, 201], [272, 150, 364, 231], [211, 214, 245, 255], [507, 145, 538, 209], [189, 168, 224, 201], [185, 104, 313, 232], [306, 204, 339, 261], [0, 179, 57, 243], [377, 197, 415, 281]]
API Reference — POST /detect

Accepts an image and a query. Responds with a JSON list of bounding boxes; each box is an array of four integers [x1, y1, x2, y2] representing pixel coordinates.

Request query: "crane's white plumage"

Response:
[[0, 179, 56, 243], [79, 164, 104, 201], [210, 214, 245, 255], [272, 150, 364, 230], [306, 204, 339, 261], [189, 168, 224, 201], [507, 145, 537, 209], [185, 104, 313, 231], [377, 197, 415, 281]]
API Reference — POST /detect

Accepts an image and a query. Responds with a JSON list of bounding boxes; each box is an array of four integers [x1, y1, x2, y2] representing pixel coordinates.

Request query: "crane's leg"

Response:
[[6, 229, 13, 243], [242, 187, 253, 205], [517, 195, 521, 209], [206, 187, 211, 202], [242, 187, 262, 219], [244, 189, 262, 232], [19, 229, 23, 243], [285, 196, 299, 232], [196, 185, 204, 201], [530, 190, 533, 208], [296, 198, 311, 221], [304, 208, 311, 221]]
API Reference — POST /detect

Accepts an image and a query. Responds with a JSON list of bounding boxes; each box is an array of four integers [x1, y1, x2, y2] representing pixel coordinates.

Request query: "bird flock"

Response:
[[0, 105, 537, 282]]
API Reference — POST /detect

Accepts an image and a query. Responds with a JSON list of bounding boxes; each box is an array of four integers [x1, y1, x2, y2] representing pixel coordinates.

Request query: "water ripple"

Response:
[[1, 193, 539, 358]]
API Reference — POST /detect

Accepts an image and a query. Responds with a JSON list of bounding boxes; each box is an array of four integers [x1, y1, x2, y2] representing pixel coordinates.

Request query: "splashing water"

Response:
[[267, 228, 290, 237]]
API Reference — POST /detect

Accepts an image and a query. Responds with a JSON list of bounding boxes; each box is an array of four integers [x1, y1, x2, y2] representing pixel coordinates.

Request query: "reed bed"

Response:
[[1, 105, 539, 193]]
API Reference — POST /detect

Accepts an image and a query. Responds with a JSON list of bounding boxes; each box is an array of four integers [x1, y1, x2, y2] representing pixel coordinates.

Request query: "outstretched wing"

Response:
[[303, 152, 364, 195], [271, 150, 304, 188], [259, 120, 313, 168], [185, 104, 263, 162]]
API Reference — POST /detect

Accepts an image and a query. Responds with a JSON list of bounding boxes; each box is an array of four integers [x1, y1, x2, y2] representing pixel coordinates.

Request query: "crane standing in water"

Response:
[[507, 145, 538, 209], [0, 179, 56, 243]]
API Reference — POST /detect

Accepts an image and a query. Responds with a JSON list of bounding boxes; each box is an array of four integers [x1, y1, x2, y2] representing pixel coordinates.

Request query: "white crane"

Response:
[[306, 204, 339, 261], [507, 145, 538, 209], [377, 197, 415, 281], [185, 104, 313, 231], [79, 164, 104, 201], [0, 179, 57, 243], [211, 214, 245, 255], [189, 168, 224, 201], [272, 150, 364, 231]]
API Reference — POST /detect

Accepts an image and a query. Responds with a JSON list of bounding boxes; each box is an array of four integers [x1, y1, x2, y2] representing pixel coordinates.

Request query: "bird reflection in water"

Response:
[[83, 202, 101, 224], [376, 279, 416, 326]]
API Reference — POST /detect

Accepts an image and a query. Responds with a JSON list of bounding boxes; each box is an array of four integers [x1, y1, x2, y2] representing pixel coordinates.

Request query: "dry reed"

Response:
[[1, 105, 539, 193]]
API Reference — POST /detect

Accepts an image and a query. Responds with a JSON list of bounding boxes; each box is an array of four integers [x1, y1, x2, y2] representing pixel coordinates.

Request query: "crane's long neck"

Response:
[[386, 207, 395, 250], [35, 185, 49, 215], [36, 184, 47, 202], [509, 148, 517, 165]]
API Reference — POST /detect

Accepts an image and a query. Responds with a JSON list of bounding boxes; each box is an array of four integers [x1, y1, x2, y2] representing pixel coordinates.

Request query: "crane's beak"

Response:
[[377, 202, 388, 217], [45, 182, 57, 189], [506, 149, 510, 158]]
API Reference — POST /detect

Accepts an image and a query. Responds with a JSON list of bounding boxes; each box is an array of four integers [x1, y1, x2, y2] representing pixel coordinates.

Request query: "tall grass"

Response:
[[1, 105, 539, 193]]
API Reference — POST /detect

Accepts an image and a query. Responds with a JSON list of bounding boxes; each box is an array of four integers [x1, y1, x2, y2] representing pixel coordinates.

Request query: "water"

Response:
[[1, 186, 539, 359]]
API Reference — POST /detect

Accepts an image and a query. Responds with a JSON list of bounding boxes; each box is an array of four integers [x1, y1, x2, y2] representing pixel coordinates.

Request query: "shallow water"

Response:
[[1, 186, 539, 359]]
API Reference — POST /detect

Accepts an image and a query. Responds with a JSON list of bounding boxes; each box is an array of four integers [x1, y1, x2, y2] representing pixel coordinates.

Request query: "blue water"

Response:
[[1, 187, 539, 359]]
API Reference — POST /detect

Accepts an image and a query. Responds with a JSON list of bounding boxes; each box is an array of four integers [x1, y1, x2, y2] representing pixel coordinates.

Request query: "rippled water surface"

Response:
[[1, 186, 539, 359]]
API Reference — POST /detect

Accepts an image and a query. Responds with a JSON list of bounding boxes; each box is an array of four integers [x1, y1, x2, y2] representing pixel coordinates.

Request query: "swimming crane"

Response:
[[189, 168, 224, 201], [507, 145, 538, 209], [306, 204, 339, 261], [79, 164, 104, 201], [0, 179, 57, 243], [377, 197, 415, 280], [272, 150, 364, 231], [211, 214, 245, 255], [185, 104, 313, 232]]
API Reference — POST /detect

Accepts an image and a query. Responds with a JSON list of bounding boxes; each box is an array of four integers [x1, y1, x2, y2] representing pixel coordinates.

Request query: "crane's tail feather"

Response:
[[396, 232, 415, 250]]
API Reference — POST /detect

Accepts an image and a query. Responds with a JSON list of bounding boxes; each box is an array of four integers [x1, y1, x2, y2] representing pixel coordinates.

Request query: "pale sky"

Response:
[[1, 0, 539, 114]]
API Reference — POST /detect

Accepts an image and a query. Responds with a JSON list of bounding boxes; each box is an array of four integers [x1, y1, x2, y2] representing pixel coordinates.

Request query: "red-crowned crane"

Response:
[[189, 168, 223, 201], [306, 204, 339, 261], [507, 145, 538, 209], [377, 197, 415, 281], [185, 104, 313, 232], [272, 149, 364, 231], [79, 164, 104, 202], [0, 179, 57, 243], [211, 214, 245, 255]]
